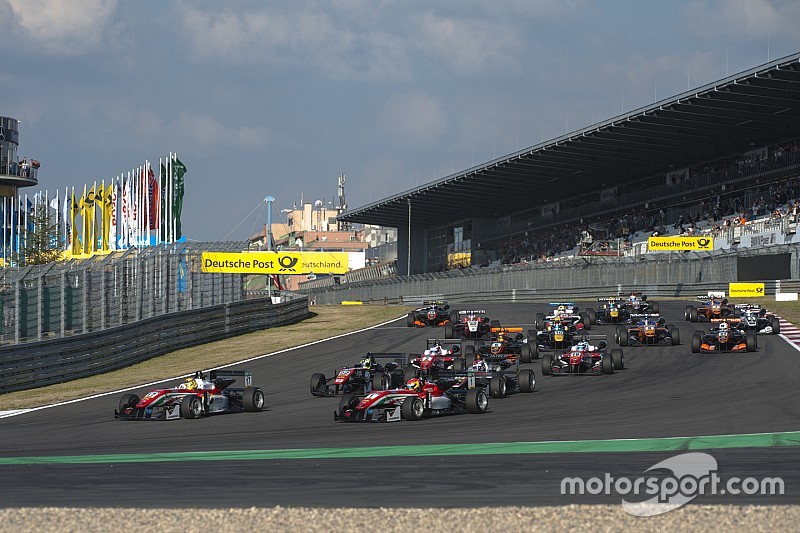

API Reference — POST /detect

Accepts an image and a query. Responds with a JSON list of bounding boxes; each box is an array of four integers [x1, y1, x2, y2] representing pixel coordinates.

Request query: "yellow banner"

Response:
[[729, 282, 765, 297], [647, 236, 713, 251], [201, 252, 349, 274]]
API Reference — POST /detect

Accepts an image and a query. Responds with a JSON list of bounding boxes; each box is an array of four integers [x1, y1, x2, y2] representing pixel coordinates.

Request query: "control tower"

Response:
[[0, 116, 38, 197]]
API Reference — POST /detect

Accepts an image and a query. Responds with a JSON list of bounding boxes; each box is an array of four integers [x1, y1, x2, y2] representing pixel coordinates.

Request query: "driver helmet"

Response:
[[183, 378, 198, 390], [359, 354, 374, 369], [406, 377, 423, 392], [718, 322, 729, 331], [490, 341, 503, 354], [575, 341, 589, 351], [497, 332, 507, 342], [471, 358, 489, 372]]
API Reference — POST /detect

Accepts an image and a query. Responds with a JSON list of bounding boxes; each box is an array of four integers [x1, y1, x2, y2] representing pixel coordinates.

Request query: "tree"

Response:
[[22, 202, 62, 265]]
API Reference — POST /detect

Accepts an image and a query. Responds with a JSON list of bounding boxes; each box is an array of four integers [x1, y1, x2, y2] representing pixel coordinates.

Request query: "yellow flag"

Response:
[[97, 182, 106, 252], [70, 187, 80, 256]]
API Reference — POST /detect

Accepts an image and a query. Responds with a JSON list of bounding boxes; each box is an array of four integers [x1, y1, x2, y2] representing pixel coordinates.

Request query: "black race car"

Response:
[[310, 353, 411, 396], [407, 300, 454, 327]]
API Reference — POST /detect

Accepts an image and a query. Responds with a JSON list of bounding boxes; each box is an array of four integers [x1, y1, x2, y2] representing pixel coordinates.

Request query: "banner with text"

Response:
[[647, 236, 714, 251], [728, 282, 765, 298], [201, 252, 350, 274]]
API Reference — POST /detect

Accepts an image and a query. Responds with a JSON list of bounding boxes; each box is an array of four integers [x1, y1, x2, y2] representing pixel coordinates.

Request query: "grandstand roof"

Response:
[[340, 52, 800, 229]]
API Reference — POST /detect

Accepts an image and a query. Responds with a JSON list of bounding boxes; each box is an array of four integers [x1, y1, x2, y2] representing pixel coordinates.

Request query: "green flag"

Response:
[[160, 163, 168, 241], [172, 157, 187, 239]]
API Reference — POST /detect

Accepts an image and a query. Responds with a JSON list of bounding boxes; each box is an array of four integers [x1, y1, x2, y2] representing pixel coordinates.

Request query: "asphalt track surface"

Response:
[[1, 301, 799, 507]]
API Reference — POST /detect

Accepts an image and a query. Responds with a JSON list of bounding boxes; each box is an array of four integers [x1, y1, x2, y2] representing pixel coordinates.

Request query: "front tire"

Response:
[[518, 369, 535, 393], [746, 332, 757, 352], [466, 388, 488, 414], [691, 333, 701, 353], [310, 373, 326, 395], [406, 312, 415, 327], [670, 327, 681, 346], [772, 317, 781, 334], [611, 349, 624, 370], [542, 354, 552, 376], [118, 393, 139, 412], [444, 322, 454, 339], [180, 395, 203, 419], [372, 372, 390, 391], [243, 387, 265, 412], [601, 355, 615, 374], [617, 326, 628, 346], [489, 375, 507, 398], [520, 342, 532, 364], [402, 396, 425, 420]]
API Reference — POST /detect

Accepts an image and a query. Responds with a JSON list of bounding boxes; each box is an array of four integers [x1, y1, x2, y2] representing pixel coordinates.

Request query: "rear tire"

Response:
[[535, 313, 546, 330], [401, 396, 424, 420], [520, 342, 532, 364], [689, 307, 698, 322], [670, 327, 681, 346], [651, 301, 660, 314], [746, 332, 757, 352], [772, 317, 781, 334], [489, 375, 507, 398], [518, 369, 535, 393], [617, 326, 628, 346], [465, 388, 488, 414], [601, 355, 615, 374], [180, 395, 203, 419], [406, 312, 415, 327], [243, 387, 265, 412], [372, 372, 390, 391], [444, 322, 454, 339], [464, 344, 475, 357], [580, 312, 591, 330], [587, 308, 596, 325]]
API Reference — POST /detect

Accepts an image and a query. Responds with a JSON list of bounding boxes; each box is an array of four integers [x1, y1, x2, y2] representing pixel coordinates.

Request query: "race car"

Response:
[[541, 338, 624, 376], [455, 349, 536, 398], [691, 321, 757, 353], [594, 298, 632, 325], [534, 302, 594, 331], [468, 327, 534, 364], [334, 375, 489, 422], [685, 295, 735, 322], [310, 353, 410, 396], [734, 304, 781, 334], [619, 292, 659, 314], [115, 369, 265, 420], [406, 339, 465, 379], [530, 317, 580, 357], [406, 300, 454, 327], [616, 314, 681, 346], [444, 309, 499, 339]]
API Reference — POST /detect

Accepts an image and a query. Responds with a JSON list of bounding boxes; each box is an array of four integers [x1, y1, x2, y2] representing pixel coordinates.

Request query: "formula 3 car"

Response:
[[541, 338, 624, 376], [310, 353, 410, 396], [334, 375, 489, 422], [616, 314, 681, 346], [457, 351, 536, 398], [691, 322, 757, 353], [406, 339, 466, 379], [467, 327, 534, 363], [619, 292, 659, 314], [406, 300, 454, 327], [734, 304, 781, 334], [115, 370, 265, 420], [444, 309, 500, 339], [534, 302, 594, 331], [685, 295, 735, 322], [594, 298, 632, 325]]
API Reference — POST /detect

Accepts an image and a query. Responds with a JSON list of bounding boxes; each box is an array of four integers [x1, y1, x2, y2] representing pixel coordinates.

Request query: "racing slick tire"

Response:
[[691, 333, 702, 353], [535, 313, 546, 331], [464, 344, 475, 357], [530, 340, 540, 360], [746, 332, 757, 352], [670, 327, 681, 346], [243, 387, 266, 412], [465, 352, 476, 368], [518, 369, 535, 393], [587, 307, 596, 325], [406, 312, 415, 327], [541, 354, 552, 376], [684, 305, 692, 320], [401, 396, 425, 421], [611, 349, 624, 370], [372, 372, 390, 391], [118, 393, 139, 412], [601, 355, 615, 374], [465, 388, 488, 414], [616, 326, 628, 346], [520, 342, 533, 364], [489, 375, 507, 398], [772, 317, 781, 334], [490, 319, 501, 329], [338, 394, 359, 416], [651, 301, 660, 314], [580, 312, 591, 330], [180, 395, 203, 419], [444, 322, 455, 339], [453, 357, 466, 371], [450, 310, 459, 324], [310, 373, 327, 395], [686, 306, 697, 322], [403, 366, 419, 382]]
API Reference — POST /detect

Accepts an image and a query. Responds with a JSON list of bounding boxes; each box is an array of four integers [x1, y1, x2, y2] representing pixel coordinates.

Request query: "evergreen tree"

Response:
[[22, 201, 62, 265]]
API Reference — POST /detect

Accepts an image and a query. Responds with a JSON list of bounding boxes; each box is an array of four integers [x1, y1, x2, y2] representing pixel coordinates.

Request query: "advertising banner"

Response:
[[201, 251, 350, 274], [728, 282, 765, 298], [647, 236, 714, 251]]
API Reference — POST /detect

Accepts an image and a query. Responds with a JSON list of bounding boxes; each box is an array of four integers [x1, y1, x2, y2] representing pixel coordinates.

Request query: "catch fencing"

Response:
[[301, 244, 800, 304]]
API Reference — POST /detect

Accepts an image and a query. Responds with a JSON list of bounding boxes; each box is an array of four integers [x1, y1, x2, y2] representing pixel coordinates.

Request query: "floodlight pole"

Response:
[[265, 195, 275, 298]]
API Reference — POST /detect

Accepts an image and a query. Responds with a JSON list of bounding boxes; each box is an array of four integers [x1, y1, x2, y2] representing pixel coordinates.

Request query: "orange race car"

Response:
[[685, 296, 735, 322]]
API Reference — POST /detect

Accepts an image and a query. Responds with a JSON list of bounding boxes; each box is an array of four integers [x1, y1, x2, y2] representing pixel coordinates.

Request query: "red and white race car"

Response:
[[444, 309, 499, 339], [541, 339, 624, 376], [334, 376, 488, 422], [407, 339, 466, 378], [115, 370, 265, 420]]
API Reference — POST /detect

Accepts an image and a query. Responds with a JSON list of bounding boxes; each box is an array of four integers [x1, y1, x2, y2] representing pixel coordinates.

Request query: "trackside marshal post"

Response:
[[201, 252, 350, 274]]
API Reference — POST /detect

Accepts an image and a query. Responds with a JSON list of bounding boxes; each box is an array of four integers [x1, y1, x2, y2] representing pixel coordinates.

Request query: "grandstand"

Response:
[[338, 52, 800, 276]]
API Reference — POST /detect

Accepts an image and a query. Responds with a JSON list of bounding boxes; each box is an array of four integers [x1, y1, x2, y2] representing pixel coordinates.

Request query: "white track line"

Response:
[[0, 315, 406, 419]]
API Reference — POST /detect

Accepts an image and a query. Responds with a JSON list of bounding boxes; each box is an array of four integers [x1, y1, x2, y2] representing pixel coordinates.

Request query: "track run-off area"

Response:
[[1, 301, 799, 507]]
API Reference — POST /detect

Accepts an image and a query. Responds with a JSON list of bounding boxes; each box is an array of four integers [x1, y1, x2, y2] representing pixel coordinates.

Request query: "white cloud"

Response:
[[5, 0, 119, 54], [382, 92, 448, 143], [685, 0, 799, 39]]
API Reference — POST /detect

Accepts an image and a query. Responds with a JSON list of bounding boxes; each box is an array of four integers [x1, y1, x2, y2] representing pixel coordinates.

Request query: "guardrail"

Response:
[[0, 296, 309, 394]]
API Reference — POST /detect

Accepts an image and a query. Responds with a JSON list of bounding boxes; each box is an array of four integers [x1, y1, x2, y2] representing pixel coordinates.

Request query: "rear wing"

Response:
[[618, 291, 644, 296], [629, 313, 661, 319], [209, 369, 253, 388], [548, 302, 576, 307], [370, 353, 411, 367], [458, 309, 487, 315], [490, 326, 523, 333], [426, 339, 465, 351], [597, 297, 624, 303], [422, 300, 448, 306]]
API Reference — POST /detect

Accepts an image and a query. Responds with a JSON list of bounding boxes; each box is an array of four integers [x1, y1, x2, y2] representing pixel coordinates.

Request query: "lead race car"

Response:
[[407, 300, 454, 327], [541, 338, 624, 376], [334, 375, 489, 422], [534, 302, 594, 331], [444, 309, 499, 340], [115, 370, 265, 420]]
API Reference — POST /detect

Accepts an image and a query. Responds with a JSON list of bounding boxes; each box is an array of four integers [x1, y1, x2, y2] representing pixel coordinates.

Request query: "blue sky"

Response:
[[1, 0, 798, 241]]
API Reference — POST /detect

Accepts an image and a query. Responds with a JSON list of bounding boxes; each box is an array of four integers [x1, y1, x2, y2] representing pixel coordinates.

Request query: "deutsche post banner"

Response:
[[201, 251, 350, 274], [647, 236, 713, 251], [728, 282, 765, 298]]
